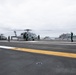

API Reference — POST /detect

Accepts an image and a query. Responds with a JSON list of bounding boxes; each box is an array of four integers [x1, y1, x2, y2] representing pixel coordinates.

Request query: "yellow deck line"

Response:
[[11, 47, 76, 58]]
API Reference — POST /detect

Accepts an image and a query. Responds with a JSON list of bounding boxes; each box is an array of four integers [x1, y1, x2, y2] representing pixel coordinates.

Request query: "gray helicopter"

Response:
[[11, 29, 40, 41]]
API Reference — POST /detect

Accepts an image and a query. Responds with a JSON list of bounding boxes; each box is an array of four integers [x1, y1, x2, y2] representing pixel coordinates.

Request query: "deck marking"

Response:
[[0, 45, 76, 58]]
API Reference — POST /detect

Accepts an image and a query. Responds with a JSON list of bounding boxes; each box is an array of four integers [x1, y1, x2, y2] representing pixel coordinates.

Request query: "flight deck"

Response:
[[0, 41, 76, 75]]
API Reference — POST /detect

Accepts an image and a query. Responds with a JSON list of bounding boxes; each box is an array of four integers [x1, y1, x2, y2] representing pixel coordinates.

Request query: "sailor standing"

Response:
[[71, 32, 73, 42]]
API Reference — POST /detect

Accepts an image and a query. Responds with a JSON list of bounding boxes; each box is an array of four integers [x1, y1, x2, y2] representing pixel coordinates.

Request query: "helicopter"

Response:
[[11, 29, 39, 41], [0, 34, 7, 40]]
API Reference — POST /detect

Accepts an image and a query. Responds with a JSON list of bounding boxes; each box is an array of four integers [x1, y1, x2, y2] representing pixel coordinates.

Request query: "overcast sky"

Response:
[[0, 0, 76, 37]]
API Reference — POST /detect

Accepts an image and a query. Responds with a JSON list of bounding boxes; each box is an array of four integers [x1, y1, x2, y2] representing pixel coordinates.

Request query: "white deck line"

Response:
[[0, 46, 15, 49]]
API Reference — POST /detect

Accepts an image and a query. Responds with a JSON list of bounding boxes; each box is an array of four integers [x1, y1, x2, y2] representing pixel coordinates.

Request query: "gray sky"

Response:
[[0, 0, 76, 37]]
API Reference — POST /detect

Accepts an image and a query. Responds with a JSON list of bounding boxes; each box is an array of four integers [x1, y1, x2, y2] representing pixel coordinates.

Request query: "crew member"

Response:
[[71, 32, 73, 42], [8, 36, 10, 42], [38, 35, 40, 40]]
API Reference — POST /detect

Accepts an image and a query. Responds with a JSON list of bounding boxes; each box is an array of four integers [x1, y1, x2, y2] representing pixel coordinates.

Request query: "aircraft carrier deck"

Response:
[[0, 40, 76, 75]]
